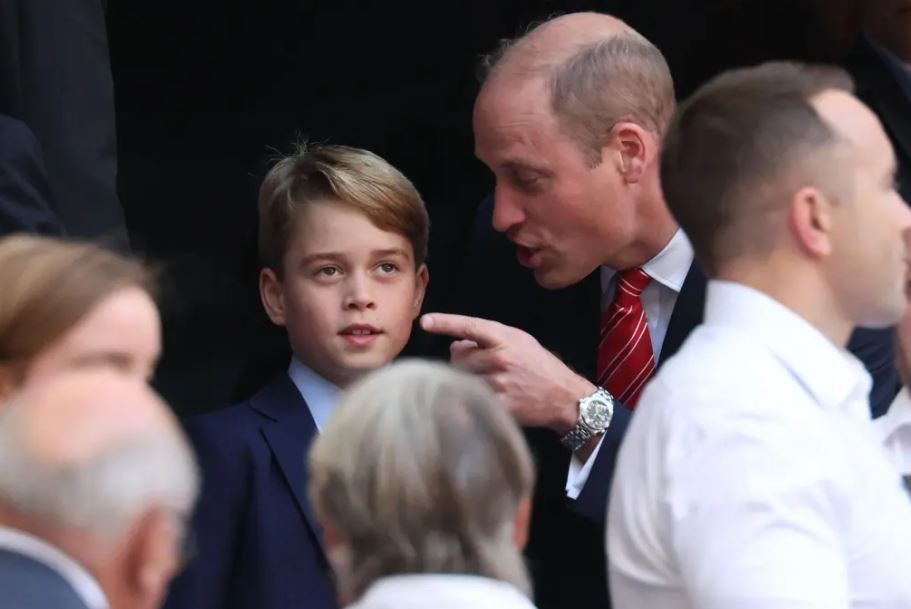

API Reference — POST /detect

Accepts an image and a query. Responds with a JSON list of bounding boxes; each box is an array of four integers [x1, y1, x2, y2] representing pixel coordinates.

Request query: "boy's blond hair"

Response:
[[258, 143, 429, 276]]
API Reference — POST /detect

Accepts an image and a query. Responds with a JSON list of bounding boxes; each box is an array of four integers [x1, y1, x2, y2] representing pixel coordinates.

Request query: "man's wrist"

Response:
[[553, 376, 597, 435]]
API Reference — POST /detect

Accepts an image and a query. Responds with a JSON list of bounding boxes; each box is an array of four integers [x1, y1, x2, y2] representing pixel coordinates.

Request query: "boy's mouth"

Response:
[[339, 324, 383, 347]]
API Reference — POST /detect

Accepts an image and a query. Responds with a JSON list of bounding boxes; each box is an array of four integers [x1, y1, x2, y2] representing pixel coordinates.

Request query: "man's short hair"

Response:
[[660, 62, 855, 275], [480, 27, 675, 163], [257, 143, 430, 275]]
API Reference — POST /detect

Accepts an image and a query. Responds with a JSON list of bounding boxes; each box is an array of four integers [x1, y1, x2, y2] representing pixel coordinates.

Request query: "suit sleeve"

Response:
[[1, 0, 128, 247], [847, 326, 901, 419], [0, 116, 63, 236], [164, 417, 249, 609]]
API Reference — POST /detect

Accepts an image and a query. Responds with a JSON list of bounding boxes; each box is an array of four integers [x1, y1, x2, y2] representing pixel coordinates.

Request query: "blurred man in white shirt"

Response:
[[608, 61, 911, 609]]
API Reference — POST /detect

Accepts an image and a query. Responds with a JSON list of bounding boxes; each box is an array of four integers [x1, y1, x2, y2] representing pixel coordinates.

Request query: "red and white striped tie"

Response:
[[598, 268, 655, 408]]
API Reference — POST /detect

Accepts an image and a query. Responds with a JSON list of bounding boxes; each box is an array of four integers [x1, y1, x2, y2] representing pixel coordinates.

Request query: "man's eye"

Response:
[[514, 174, 543, 191], [378, 263, 399, 274]]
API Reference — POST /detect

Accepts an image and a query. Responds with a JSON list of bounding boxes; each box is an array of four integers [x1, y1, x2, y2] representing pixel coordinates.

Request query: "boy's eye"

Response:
[[316, 266, 341, 277], [377, 262, 399, 274]]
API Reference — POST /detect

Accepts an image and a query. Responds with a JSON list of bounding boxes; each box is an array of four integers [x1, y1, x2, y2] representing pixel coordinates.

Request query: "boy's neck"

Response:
[[290, 357, 364, 390]]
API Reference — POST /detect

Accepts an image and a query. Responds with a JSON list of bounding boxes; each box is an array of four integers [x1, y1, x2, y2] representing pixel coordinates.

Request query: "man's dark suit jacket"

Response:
[[163, 374, 336, 609], [0, 114, 63, 236], [454, 196, 900, 609], [847, 37, 911, 203], [0, 548, 92, 609], [0, 0, 127, 247]]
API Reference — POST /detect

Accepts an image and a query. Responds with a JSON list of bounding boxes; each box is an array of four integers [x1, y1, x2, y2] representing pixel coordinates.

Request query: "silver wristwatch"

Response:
[[560, 387, 615, 452]]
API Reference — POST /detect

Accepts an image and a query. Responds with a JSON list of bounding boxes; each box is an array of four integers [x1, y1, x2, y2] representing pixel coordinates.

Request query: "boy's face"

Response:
[[260, 200, 428, 387]]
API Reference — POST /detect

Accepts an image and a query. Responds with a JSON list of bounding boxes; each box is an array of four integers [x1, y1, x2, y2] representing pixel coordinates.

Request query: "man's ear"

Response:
[[411, 264, 429, 319], [260, 267, 287, 327], [789, 186, 835, 259], [125, 508, 182, 605], [609, 121, 653, 185]]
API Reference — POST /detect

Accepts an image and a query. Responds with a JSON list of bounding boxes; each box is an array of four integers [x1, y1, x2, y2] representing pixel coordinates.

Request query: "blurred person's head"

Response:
[[308, 360, 535, 604], [864, 0, 911, 63], [661, 62, 911, 344], [0, 369, 199, 609], [257, 143, 429, 387], [0, 235, 160, 398], [473, 12, 676, 289]]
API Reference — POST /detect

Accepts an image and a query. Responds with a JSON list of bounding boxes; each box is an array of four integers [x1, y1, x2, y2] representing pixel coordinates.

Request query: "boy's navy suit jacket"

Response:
[[164, 373, 336, 609]]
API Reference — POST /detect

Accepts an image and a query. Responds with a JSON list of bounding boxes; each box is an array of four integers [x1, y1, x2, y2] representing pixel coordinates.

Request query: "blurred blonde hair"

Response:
[[309, 360, 535, 600], [0, 234, 155, 379]]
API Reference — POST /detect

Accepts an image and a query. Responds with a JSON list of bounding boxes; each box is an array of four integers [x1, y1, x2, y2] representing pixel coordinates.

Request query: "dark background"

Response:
[[105, 0, 861, 416]]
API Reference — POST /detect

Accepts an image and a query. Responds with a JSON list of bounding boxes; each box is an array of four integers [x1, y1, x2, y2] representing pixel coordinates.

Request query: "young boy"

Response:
[[165, 143, 430, 609]]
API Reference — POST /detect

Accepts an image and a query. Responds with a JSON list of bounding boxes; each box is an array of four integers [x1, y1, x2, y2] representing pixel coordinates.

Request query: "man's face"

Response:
[[473, 78, 637, 289], [821, 91, 911, 328]]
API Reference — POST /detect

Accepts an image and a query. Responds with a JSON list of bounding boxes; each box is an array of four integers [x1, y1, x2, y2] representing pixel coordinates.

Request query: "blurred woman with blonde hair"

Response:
[[0, 233, 159, 397]]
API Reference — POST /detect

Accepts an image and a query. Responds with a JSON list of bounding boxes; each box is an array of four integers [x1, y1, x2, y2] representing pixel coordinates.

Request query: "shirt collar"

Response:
[[600, 229, 694, 294], [353, 574, 535, 609], [704, 280, 872, 419], [0, 526, 108, 609], [287, 359, 342, 432]]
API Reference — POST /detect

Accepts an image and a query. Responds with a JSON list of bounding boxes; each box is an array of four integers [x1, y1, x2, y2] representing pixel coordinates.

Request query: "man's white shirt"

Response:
[[607, 280, 911, 609], [565, 229, 693, 499]]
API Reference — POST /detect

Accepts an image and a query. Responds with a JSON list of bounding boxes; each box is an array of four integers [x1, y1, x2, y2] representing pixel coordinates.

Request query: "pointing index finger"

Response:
[[420, 313, 504, 349]]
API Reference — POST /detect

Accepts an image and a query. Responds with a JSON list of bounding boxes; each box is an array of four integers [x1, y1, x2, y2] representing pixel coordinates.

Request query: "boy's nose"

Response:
[[343, 277, 376, 310]]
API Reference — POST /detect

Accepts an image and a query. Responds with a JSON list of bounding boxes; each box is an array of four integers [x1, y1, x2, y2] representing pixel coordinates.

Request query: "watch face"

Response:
[[582, 398, 612, 430]]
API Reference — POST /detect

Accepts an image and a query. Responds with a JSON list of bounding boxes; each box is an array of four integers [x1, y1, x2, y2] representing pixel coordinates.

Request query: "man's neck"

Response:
[[0, 509, 100, 571], [608, 207, 678, 270], [716, 265, 853, 348]]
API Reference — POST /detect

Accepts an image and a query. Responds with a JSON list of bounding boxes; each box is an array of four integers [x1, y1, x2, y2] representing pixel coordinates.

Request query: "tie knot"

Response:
[[617, 267, 651, 296]]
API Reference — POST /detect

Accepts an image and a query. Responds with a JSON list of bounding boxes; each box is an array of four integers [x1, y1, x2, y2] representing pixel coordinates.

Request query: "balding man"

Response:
[[0, 370, 199, 609], [609, 61, 911, 609], [421, 12, 900, 609]]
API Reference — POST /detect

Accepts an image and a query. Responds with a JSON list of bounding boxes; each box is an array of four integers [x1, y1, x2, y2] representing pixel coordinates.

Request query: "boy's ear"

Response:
[[259, 267, 287, 327], [412, 265, 429, 319]]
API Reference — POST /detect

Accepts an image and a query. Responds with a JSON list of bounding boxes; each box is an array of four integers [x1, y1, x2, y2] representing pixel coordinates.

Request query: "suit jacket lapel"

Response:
[[249, 375, 327, 558], [659, 263, 706, 365]]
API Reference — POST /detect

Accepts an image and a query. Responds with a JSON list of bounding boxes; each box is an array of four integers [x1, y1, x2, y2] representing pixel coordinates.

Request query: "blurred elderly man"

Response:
[[0, 369, 199, 609], [308, 360, 537, 609], [609, 61, 911, 609]]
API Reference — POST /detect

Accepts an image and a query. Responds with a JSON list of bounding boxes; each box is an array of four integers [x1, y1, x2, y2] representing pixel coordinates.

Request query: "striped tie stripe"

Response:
[[598, 268, 655, 408]]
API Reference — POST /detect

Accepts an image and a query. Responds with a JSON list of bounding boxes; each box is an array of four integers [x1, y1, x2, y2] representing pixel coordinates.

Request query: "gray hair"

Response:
[[481, 27, 676, 164], [0, 396, 199, 543], [309, 360, 535, 600]]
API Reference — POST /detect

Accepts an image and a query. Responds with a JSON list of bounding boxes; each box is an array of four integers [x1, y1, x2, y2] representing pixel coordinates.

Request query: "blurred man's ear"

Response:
[[125, 507, 184, 607]]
